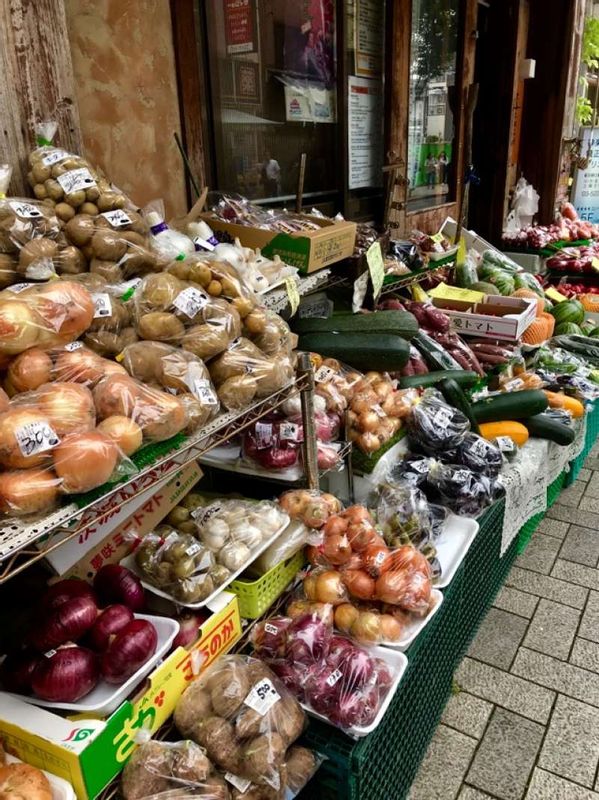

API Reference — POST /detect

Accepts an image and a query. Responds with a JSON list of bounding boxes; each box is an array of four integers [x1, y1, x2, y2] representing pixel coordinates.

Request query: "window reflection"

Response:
[[407, 0, 459, 211]]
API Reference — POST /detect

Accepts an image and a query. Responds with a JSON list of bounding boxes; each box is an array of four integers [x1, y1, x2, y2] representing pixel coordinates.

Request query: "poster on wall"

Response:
[[283, 0, 336, 88], [572, 128, 599, 222], [224, 0, 255, 55], [355, 0, 383, 77], [284, 83, 337, 123], [348, 76, 383, 189]]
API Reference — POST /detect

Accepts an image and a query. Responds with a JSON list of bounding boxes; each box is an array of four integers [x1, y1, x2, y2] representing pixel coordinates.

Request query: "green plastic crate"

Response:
[[566, 402, 599, 486], [230, 550, 304, 619], [518, 469, 566, 553]]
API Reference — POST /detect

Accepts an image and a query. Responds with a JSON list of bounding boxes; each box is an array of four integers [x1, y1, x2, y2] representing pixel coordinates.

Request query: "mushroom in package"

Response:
[[174, 655, 306, 790], [407, 389, 470, 453], [121, 341, 220, 428], [209, 338, 294, 412], [0, 279, 94, 355]]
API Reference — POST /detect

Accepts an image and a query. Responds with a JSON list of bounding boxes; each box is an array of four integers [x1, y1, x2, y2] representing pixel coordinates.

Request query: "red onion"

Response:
[[43, 579, 97, 611], [172, 613, 204, 650], [31, 645, 99, 702], [94, 564, 145, 612], [250, 618, 291, 659], [304, 664, 339, 716], [30, 595, 98, 652], [1, 649, 42, 693], [286, 613, 331, 666], [269, 661, 305, 699], [101, 619, 157, 685], [86, 605, 134, 652]]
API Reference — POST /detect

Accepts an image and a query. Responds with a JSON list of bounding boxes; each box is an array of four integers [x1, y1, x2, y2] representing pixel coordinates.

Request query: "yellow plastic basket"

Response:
[[230, 550, 305, 619]]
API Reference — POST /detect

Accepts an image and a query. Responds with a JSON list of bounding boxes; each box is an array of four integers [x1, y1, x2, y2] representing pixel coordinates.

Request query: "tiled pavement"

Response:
[[408, 450, 599, 800]]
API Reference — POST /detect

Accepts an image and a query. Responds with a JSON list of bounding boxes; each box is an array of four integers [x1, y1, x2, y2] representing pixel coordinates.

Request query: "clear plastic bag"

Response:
[[346, 373, 417, 455], [251, 519, 309, 574], [427, 461, 502, 516], [408, 389, 470, 452], [174, 655, 306, 791], [278, 489, 342, 529], [143, 199, 196, 260], [241, 307, 295, 356], [456, 433, 503, 478], [168, 252, 258, 312], [370, 483, 437, 550], [0, 279, 94, 355], [121, 341, 220, 426], [194, 499, 288, 560], [387, 455, 435, 488]]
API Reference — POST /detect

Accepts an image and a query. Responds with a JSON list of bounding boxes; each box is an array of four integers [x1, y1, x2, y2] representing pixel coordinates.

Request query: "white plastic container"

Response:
[[434, 513, 479, 588], [381, 588, 444, 651]]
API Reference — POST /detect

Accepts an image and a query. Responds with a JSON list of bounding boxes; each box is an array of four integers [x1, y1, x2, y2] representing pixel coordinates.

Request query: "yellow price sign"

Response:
[[545, 286, 568, 303], [284, 276, 300, 316], [429, 282, 485, 304], [366, 241, 385, 298], [592, 257, 599, 273]]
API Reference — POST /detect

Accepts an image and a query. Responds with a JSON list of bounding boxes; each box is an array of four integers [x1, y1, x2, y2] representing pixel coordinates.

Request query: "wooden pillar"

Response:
[[0, 0, 81, 196]]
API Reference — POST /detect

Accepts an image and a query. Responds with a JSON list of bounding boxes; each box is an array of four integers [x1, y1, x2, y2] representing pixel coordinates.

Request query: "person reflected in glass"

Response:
[[261, 152, 281, 197], [438, 152, 449, 185], [425, 154, 437, 189]]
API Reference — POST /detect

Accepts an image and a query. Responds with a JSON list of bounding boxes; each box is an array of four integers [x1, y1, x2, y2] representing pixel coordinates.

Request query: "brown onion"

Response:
[[7, 348, 53, 392], [0, 468, 59, 515], [53, 431, 118, 493], [97, 415, 143, 456]]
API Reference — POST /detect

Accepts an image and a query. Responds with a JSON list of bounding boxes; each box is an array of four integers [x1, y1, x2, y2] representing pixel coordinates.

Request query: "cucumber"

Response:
[[298, 332, 410, 372], [439, 378, 480, 434], [471, 390, 548, 423], [521, 413, 576, 445], [471, 281, 500, 296], [398, 370, 480, 389], [291, 310, 419, 341], [412, 331, 461, 370]]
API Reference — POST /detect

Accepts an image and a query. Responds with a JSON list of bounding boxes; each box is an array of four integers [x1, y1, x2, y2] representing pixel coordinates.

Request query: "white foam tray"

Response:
[[4, 613, 179, 716], [434, 513, 479, 589], [380, 588, 444, 651]]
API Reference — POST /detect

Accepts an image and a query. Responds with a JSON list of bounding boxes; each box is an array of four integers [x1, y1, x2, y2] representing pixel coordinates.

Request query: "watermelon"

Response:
[[471, 281, 500, 296], [549, 299, 584, 326], [555, 322, 583, 336], [513, 272, 545, 297], [589, 327, 599, 338]]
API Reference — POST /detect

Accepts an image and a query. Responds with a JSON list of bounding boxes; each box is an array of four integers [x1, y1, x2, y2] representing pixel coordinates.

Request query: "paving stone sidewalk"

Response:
[[408, 451, 599, 800]]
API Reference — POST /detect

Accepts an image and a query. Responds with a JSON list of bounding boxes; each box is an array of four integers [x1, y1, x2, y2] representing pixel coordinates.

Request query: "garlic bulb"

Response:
[[218, 541, 251, 571]]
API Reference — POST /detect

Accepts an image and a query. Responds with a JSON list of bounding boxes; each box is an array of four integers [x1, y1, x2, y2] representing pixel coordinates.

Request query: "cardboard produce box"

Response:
[[0, 592, 241, 800], [431, 294, 537, 341], [47, 463, 203, 578], [201, 212, 357, 273]]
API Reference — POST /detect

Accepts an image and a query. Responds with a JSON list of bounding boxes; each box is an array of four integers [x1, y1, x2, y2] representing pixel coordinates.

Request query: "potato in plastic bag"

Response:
[[175, 655, 306, 790], [0, 196, 61, 256], [407, 389, 470, 452], [242, 307, 295, 356], [167, 252, 256, 312]]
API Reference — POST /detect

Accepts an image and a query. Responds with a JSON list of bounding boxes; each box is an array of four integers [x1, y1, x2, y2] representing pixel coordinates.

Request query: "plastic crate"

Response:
[[566, 402, 599, 486], [229, 550, 304, 619], [547, 470, 566, 509], [516, 511, 543, 554]]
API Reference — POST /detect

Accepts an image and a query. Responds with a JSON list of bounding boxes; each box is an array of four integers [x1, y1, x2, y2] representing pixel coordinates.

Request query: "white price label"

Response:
[[8, 283, 33, 293], [185, 542, 202, 557], [255, 421, 273, 449], [197, 551, 213, 571], [15, 421, 59, 457], [44, 649, 57, 659], [192, 502, 223, 524], [64, 341, 83, 352], [279, 422, 300, 442], [244, 678, 281, 716], [41, 149, 70, 166], [504, 378, 525, 392], [411, 460, 429, 474], [314, 365, 335, 383], [374, 550, 387, 567], [9, 201, 43, 219], [264, 623, 279, 635], [173, 287, 208, 318], [193, 235, 216, 251], [470, 438, 489, 458], [192, 378, 218, 406], [495, 436, 514, 452], [454, 470, 472, 483], [92, 293, 112, 318], [101, 209, 132, 228], [224, 773, 252, 793], [326, 669, 343, 687], [432, 406, 453, 430], [56, 167, 96, 194]]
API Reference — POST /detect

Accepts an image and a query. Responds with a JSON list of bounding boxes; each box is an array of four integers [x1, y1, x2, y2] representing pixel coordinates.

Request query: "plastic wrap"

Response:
[[456, 433, 503, 478], [251, 611, 396, 733], [278, 490, 342, 529], [369, 483, 438, 550], [346, 373, 417, 455], [387, 454, 435, 488], [143, 199, 196, 260], [168, 252, 258, 312], [252, 519, 309, 574], [427, 461, 502, 516], [93, 373, 188, 442], [241, 307, 295, 356], [209, 338, 294, 412], [0, 279, 95, 355], [194, 499, 287, 557], [408, 390, 470, 452], [174, 656, 306, 791], [121, 341, 220, 427], [71, 274, 139, 357], [202, 238, 297, 293]]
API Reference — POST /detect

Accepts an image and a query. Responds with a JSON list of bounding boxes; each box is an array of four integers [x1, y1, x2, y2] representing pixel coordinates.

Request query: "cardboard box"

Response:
[[0, 592, 241, 800], [431, 295, 537, 341], [47, 463, 203, 578], [201, 213, 357, 273]]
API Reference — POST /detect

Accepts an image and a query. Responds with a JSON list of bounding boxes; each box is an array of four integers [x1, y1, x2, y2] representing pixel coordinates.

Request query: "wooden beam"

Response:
[[0, 0, 81, 196]]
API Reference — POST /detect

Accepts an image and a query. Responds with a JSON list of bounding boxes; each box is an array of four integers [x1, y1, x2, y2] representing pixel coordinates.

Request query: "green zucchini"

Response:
[[298, 332, 410, 372], [552, 335, 599, 364], [521, 414, 576, 445], [291, 310, 419, 341], [398, 370, 480, 389], [412, 331, 461, 370], [471, 390, 548, 423], [439, 378, 480, 434]]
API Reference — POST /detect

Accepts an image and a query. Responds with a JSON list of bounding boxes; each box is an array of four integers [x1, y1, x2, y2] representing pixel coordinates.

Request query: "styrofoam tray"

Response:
[[434, 513, 479, 589], [4, 613, 179, 715], [122, 513, 290, 609], [380, 588, 444, 651], [5, 754, 76, 800], [302, 645, 408, 739]]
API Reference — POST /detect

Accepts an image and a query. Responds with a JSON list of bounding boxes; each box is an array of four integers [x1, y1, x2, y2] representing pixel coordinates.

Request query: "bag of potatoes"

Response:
[[121, 340, 220, 431]]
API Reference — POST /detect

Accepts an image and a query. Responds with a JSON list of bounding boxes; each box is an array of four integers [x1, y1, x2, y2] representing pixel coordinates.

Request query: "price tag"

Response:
[[225, 774, 252, 793], [429, 283, 485, 303], [430, 232, 445, 244], [56, 167, 96, 194], [101, 209, 132, 228], [8, 201, 43, 219], [191, 378, 218, 406], [191, 501, 223, 524], [454, 469, 472, 483], [41, 149, 70, 166], [193, 236, 216, 252], [173, 287, 208, 318], [470, 438, 489, 458], [298, 292, 332, 319], [411, 460, 430, 474], [314, 365, 335, 383], [244, 678, 281, 716], [592, 258, 599, 273], [495, 436, 514, 452], [64, 341, 83, 352], [264, 623, 279, 635], [255, 421, 273, 449], [432, 406, 453, 430], [92, 293, 113, 318], [15, 422, 60, 457], [185, 542, 202, 557], [9, 283, 33, 294], [326, 669, 343, 687], [279, 421, 300, 442], [504, 378, 524, 392], [284, 276, 300, 316], [366, 241, 385, 299], [374, 550, 387, 567], [545, 287, 568, 303], [44, 649, 57, 659]]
